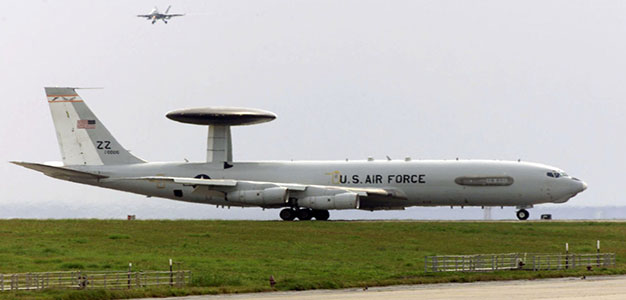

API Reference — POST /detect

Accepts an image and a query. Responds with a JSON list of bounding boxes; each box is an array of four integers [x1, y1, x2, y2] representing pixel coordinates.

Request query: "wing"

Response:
[[109, 176, 407, 209], [165, 14, 185, 19], [137, 15, 152, 18]]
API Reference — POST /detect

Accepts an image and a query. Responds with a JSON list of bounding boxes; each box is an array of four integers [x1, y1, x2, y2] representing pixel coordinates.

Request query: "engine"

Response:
[[299, 192, 360, 210], [227, 187, 288, 205]]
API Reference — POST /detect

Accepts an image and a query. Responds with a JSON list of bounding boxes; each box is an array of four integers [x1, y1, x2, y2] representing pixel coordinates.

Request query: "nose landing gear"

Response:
[[516, 209, 530, 220]]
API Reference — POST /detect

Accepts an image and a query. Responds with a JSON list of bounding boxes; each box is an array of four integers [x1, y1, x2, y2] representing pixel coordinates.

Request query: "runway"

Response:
[[136, 275, 626, 300]]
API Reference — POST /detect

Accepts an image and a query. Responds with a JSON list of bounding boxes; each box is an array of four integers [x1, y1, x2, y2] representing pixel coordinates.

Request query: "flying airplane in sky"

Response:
[[12, 88, 587, 221], [137, 5, 184, 24]]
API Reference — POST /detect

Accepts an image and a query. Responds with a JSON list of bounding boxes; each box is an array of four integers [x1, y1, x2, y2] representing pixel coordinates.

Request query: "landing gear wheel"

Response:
[[279, 208, 296, 221], [296, 208, 313, 221], [312, 210, 330, 221], [516, 209, 529, 220]]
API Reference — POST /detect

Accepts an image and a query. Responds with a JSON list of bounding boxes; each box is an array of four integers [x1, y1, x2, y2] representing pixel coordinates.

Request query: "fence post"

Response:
[[596, 240, 600, 266], [169, 258, 173, 287], [565, 243, 569, 269], [127, 263, 132, 289]]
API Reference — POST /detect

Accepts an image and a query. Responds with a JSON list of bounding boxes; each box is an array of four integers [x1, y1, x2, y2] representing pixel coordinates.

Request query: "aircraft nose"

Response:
[[580, 181, 588, 192], [572, 178, 587, 194]]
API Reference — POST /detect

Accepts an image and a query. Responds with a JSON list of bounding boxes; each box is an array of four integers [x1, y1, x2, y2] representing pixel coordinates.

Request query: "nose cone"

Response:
[[570, 179, 587, 195], [580, 181, 588, 192]]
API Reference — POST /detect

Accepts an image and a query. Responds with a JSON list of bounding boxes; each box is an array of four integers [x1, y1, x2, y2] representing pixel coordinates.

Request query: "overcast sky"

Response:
[[1, 0, 625, 220]]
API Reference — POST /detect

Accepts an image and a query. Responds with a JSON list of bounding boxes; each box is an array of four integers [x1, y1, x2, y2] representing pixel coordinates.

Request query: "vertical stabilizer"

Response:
[[45, 87, 145, 165]]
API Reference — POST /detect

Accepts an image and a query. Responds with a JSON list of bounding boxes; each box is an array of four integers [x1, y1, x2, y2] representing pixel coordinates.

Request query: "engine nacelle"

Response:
[[227, 187, 288, 205], [299, 192, 360, 210]]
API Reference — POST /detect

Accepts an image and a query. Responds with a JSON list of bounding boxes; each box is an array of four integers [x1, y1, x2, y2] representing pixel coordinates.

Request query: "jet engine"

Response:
[[227, 187, 288, 205], [299, 192, 360, 210]]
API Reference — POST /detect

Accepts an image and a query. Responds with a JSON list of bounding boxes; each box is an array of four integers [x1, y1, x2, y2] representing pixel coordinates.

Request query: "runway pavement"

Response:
[[135, 275, 626, 300]]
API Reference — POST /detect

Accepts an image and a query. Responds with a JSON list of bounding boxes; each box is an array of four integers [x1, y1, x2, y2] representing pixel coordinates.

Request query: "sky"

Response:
[[1, 0, 626, 220]]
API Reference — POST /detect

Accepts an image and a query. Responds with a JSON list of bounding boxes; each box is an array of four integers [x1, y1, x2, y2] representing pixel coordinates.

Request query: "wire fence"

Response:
[[424, 253, 616, 272], [0, 270, 192, 291]]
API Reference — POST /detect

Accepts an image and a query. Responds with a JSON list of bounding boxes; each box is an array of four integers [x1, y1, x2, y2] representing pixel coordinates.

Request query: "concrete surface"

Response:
[[135, 275, 626, 300]]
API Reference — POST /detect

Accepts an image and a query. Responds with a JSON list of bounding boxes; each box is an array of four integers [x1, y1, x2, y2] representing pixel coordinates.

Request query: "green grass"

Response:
[[0, 220, 625, 299]]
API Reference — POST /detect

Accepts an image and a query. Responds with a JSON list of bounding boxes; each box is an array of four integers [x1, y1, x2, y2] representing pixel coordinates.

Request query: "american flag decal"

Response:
[[77, 119, 96, 129]]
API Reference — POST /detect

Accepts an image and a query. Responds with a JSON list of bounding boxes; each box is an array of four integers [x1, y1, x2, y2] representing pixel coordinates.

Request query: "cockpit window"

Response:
[[547, 171, 568, 178]]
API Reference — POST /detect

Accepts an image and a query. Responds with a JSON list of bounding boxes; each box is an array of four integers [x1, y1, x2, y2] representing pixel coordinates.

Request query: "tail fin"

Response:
[[45, 87, 145, 165], [164, 5, 171, 14]]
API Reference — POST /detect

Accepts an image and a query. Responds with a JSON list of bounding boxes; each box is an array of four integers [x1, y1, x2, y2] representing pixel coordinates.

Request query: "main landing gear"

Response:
[[516, 209, 530, 220], [279, 208, 329, 221]]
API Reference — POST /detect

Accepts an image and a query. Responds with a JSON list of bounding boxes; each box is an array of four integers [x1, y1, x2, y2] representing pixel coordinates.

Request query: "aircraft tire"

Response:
[[279, 208, 296, 221], [516, 209, 529, 220], [312, 210, 330, 221], [297, 208, 313, 221]]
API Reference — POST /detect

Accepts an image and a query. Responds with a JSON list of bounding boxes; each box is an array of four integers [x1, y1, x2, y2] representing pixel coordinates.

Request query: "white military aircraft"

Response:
[[137, 5, 184, 24], [12, 88, 587, 221]]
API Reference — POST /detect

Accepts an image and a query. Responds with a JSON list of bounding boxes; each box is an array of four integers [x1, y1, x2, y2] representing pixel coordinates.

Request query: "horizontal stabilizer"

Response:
[[11, 161, 108, 180], [111, 176, 237, 187]]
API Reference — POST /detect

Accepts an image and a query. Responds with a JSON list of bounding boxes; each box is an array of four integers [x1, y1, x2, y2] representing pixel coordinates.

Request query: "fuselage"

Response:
[[69, 159, 587, 209]]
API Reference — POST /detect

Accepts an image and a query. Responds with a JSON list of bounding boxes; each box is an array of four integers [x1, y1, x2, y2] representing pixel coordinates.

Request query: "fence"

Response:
[[0, 270, 192, 291], [425, 253, 616, 272], [424, 253, 523, 272], [529, 253, 616, 271]]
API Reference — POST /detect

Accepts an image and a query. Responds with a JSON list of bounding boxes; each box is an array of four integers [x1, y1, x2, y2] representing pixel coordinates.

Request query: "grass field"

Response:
[[0, 220, 625, 300]]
